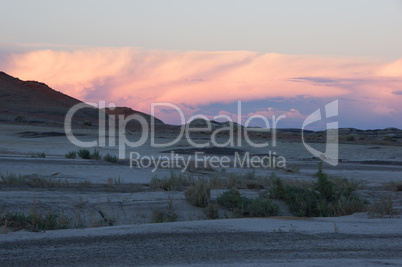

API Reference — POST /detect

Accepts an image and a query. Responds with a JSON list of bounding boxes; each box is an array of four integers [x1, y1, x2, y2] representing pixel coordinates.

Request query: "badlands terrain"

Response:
[[0, 72, 401, 266], [0, 122, 401, 266]]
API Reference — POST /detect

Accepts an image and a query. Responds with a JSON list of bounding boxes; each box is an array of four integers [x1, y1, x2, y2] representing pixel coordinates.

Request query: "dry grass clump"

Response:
[[0, 198, 70, 232], [151, 197, 178, 223], [205, 202, 219, 219], [382, 181, 402, 192], [76, 148, 102, 160], [107, 177, 121, 190], [152, 170, 275, 192], [90, 149, 102, 160], [367, 194, 396, 218], [184, 178, 211, 208], [209, 171, 272, 189], [104, 153, 118, 163], [150, 172, 195, 191], [0, 173, 68, 188]]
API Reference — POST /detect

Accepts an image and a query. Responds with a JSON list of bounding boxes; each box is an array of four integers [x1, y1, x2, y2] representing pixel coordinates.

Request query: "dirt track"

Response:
[[1, 231, 401, 266]]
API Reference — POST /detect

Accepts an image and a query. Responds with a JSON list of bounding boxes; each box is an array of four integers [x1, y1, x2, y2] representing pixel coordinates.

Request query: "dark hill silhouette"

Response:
[[0, 71, 99, 124], [103, 107, 164, 124], [0, 72, 165, 126]]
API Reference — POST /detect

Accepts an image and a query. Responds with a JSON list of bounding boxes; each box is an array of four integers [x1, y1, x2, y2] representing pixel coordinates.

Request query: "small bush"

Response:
[[83, 121, 92, 126], [0, 210, 66, 231], [217, 188, 279, 218], [151, 209, 177, 223], [269, 162, 366, 217], [287, 165, 300, 173], [14, 115, 25, 122], [90, 149, 102, 160], [217, 188, 244, 210], [244, 170, 256, 180], [247, 197, 279, 217], [205, 202, 219, 219], [31, 152, 46, 158], [367, 194, 395, 218], [151, 197, 177, 223], [184, 178, 211, 207], [77, 149, 91, 159], [346, 135, 355, 142], [382, 181, 402, 192], [104, 153, 118, 163], [65, 151, 77, 159], [107, 177, 121, 189]]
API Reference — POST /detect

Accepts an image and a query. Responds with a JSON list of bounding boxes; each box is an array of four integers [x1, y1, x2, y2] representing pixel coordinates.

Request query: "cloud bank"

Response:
[[1, 47, 401, 128]]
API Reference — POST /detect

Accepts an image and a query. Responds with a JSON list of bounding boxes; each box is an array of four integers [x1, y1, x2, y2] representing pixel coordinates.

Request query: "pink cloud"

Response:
[[2, 47, 401, 124], [213, 107, 307, 128]]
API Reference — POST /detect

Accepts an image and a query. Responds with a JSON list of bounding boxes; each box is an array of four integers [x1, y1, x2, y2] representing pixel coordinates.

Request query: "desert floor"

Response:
[[0, 123, 401, 266]]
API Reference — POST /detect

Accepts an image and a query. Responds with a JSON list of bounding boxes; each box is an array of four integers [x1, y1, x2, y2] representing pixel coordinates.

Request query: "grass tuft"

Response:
[[184, 178, 211, 208], [31, 152, 46, 158], [65, 151, 77, 159], [90, 149, 102, 160], [151, 196, 178, 223], [104, 153, 118, 163], [77, 149, 91, 159], [367, 194, 396, 218], [205, 202, 219, 219], [0, 173, 68, 188]]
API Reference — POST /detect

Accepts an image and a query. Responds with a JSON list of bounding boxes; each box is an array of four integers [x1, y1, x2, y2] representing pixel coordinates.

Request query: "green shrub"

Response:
[[184, 178, 211, 207], [315, 162, 336, 202], [65, 151, 77, 159], [346, 135, 355, 141], [269, 162, 366, 217], [104, 153, 118, 163], [217, 188, 279, 218], [247, 197, 279, 217], [216, 188, 244, 209], [1, 210, 65, 231], [90, 149, 102, 160], [77, 149, 91, 159]]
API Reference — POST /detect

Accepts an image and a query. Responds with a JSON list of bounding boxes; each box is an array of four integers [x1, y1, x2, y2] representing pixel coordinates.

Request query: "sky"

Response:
[[0, 0, 401, 129]]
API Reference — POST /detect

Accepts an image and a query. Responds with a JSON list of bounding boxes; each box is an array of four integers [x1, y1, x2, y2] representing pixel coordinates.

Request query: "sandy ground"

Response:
[[0, 124, 401, 266], [1, 215, 401, 266]]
